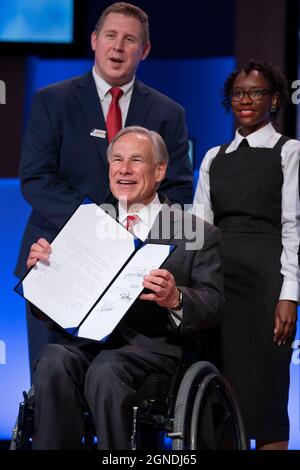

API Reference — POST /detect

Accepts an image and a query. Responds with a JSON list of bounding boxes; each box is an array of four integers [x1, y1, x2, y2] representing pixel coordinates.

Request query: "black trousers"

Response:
[[32, 341, 177, 450]]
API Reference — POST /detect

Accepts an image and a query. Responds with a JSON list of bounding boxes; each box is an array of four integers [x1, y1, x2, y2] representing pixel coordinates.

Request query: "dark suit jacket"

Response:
[[116, 202, 224, 358], [35, 199, 224, 359], [15, 71, 193, 278]]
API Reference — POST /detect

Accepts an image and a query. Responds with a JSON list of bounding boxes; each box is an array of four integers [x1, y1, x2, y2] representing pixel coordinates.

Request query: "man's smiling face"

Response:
[[109, 132, 166, 208]]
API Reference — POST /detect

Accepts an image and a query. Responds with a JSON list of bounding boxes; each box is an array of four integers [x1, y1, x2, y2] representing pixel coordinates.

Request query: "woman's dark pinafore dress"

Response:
[[209, 136, 293, 441]]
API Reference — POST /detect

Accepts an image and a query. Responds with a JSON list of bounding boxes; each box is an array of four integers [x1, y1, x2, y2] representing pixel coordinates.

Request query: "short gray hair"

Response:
[[107, 126, 169, 165]]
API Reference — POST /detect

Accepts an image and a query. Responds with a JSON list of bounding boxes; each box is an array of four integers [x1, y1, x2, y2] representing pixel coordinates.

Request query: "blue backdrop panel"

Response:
[[288, 343, 300, 450], [0, 0, 73, 43], [138, 58, 234, 168], [0, 179, 31, 440]]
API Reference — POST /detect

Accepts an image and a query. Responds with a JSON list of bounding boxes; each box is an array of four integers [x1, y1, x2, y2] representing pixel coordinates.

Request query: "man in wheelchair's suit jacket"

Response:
[[27, 127, 223, 450]]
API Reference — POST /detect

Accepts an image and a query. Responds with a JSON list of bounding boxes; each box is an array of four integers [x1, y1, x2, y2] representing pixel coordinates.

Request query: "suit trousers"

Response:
[[26, 302, 62, 381], [32, 341, 177, 450]]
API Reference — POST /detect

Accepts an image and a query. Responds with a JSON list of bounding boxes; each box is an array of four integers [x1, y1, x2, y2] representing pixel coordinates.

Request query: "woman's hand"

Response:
[[273, 300, 297, 345]]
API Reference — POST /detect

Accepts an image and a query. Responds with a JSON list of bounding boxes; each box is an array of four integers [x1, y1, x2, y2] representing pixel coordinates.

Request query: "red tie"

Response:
[[126, 214, 140, 233], [106, 87, 123, 143]]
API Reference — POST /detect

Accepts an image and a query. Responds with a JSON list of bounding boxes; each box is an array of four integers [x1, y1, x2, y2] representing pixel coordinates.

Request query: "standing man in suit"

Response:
[[15, 2, 193, 373], [27, 126, 223, 450]]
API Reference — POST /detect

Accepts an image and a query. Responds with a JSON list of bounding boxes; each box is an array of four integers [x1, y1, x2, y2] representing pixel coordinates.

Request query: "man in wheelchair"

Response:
[[23, 127, 226, 450]]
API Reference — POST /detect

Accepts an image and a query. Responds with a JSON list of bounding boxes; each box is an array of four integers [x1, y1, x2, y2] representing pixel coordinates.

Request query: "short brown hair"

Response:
[[94, 2, 150, 47]]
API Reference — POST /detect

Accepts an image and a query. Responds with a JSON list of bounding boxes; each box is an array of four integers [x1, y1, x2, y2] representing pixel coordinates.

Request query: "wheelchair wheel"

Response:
[[171, 361, 247, 450]]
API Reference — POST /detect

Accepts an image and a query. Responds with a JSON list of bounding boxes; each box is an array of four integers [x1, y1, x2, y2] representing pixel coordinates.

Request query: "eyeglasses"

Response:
[[231, 88, 272, 101]]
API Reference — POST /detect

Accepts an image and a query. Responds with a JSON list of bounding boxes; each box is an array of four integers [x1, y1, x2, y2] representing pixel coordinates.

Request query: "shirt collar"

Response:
[[118, 193, 161, 229], [92, 66, 135, 101], [233, 122, 277, 149], [233, 122, 276, 149]]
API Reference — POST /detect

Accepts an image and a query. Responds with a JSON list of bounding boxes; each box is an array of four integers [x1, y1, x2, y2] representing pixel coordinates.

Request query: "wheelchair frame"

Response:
[[130, 360, 247, 450]]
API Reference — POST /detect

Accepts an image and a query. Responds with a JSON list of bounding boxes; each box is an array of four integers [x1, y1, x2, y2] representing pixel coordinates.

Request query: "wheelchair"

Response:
[[130, 360, 247, 450], [10, 338, 247, 450]]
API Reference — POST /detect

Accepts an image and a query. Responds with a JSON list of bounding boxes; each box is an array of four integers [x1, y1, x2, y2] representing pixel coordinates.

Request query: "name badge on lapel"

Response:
[[90, 128, 106, 139]]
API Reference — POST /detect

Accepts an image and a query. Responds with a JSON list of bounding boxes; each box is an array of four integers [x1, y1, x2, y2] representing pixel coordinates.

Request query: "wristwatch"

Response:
[[173, 288, 183, 311]]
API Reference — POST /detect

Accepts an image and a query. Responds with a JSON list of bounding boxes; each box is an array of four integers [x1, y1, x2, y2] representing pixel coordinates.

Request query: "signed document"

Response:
[[15, 200, 174, 341]]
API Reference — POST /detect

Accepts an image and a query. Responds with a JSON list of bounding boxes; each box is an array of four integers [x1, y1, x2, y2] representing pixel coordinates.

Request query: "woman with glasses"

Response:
[[193, 60, 299, 450]]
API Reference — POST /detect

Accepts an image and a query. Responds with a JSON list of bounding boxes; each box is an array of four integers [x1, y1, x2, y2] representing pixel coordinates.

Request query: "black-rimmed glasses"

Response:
[[231, 88, 272, 101]]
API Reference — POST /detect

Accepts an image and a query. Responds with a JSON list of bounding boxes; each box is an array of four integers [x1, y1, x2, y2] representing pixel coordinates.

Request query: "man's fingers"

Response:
[[27, 239, 51, 269], [28, 238, 51, 267], [30, 251, 50, 261], [37, 238, 51, 251], [30, 246, 49, 257], [27, 257, 38, 269], [32, 239, 51, 254], [143, 275, 167, 288], [143, 280, 165, 296], [139, 292, 157, 302], [149, 269, 172, 280]]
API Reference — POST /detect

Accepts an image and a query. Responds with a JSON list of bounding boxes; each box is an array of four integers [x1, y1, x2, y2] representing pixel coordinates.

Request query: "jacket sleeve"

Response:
[[178, 224, 224, 335], [20, 91, 83, 230]]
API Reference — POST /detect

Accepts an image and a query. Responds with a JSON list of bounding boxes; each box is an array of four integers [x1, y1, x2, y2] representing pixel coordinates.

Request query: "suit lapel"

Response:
[[75, 71, 109, 171], [75, 77, 153, 169], [125, 80, 152, 127], [74, 76, 154, 202]]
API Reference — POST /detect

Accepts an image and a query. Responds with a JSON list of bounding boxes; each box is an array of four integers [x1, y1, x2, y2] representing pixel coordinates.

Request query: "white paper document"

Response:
[[77, 243, 173, 341], [16, 201, 174, 341]]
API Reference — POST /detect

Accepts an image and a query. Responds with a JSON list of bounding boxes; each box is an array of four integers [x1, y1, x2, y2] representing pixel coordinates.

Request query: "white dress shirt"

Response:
[[193, 123, 300, 302], [118, 194, 183, 324], [92, 67, 134, 127]]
